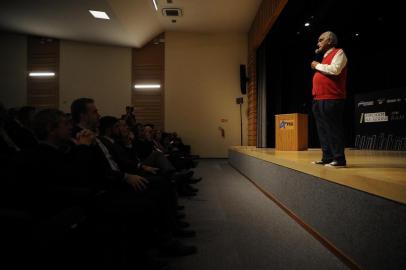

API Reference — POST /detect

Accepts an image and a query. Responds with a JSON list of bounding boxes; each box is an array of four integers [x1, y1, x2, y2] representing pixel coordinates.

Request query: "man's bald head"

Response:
[[316, 31, 338, 54]]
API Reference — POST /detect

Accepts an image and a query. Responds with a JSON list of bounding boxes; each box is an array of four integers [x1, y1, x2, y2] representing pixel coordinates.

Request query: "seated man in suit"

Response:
[[117, 120, 199, 196], [17, 109, 96, 213], [131, 124, 178, 175], [0, 103, 21, 210], [70, 98, 197, 256], [99, 116, 195, 232], [69, 98, 150, 191], [99, 116, 160, 176], [11, 108, 99, 268], [20, 108, 175, 269], [5, 106, 38, 150], [0, 103, 20, 156]]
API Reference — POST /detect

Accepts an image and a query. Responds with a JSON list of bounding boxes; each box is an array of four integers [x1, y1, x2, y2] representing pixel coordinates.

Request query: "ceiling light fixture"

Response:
[[134, 84, 161, 89], [152, 0, 158, 11], [89, 10, 110, 20], [29, 72, 55, 77], [304, 22, 310, 27]]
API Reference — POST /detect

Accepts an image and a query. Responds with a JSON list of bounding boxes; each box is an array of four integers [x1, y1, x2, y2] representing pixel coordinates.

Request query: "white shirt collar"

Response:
[[324, 48, 335, 58], [103, 136, 115, 144]]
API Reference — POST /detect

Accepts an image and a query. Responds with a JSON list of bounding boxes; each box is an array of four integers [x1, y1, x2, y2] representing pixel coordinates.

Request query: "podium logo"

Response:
[[360, 112, 389, 123], [279, 120, 294, 129]]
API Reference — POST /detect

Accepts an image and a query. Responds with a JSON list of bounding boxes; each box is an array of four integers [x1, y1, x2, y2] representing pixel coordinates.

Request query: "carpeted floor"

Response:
[[170, 159, 348, 270]]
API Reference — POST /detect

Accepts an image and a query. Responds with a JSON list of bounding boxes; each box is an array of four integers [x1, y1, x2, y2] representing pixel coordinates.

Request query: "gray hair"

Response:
[[325, 31, 338, 46], [33, 109, 66, 140]]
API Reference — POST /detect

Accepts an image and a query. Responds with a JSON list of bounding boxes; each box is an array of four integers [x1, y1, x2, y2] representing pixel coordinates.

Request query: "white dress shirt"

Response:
[[95, 137, 120, 172], [315, 48, 348, 76]]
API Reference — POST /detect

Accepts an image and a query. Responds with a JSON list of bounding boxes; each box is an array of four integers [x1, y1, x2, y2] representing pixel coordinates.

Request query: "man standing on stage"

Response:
[[311, 31, 348, 167]]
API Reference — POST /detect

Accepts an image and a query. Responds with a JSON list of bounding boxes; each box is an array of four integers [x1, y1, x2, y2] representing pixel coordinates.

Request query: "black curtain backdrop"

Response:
[[256, 44, 268, 147], [257, 0, 406, 148]]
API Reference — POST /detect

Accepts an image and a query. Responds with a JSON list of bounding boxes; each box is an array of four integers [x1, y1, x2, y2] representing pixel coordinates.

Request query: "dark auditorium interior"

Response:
[[1, 1, 405, 270]]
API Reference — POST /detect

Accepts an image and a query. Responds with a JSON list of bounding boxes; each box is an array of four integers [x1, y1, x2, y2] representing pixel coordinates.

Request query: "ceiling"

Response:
[[0, 0, 262, 48]]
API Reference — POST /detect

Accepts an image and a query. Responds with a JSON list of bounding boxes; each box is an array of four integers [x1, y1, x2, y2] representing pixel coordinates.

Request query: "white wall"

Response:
[[59, 40, 132, 117], [1, 32, 249, 158], [0, 33, 27, 108], [165, 32, 248, 158]]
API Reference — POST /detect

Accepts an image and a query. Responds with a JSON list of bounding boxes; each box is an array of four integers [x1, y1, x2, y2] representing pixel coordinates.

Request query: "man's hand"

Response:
[[74, 129, 95, 146], [126, 174, 149, 191], [311, 61, 319, 69], [142, 165, 159, 175]]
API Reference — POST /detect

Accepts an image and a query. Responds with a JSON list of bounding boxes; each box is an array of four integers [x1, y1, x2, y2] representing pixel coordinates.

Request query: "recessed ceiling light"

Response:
[[29, 72, 55, 77], [89, 10, 110, 20], [134, 84, 161, 89], [152, 0, 158, 11], [304, 22, 310, 27]]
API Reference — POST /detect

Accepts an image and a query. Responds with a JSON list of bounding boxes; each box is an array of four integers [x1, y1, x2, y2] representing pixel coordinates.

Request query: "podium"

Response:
[[275, 113, 308, 151]]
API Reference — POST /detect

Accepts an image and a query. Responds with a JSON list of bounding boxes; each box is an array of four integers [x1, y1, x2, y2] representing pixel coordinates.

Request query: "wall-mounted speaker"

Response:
[[240, 64, 248, 95]]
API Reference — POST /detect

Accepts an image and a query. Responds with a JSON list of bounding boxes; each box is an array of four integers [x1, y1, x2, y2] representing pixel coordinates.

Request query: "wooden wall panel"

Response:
[[247, 0, 288, 146], [132, 34, 165, 130], [27, 36, 59, 109]]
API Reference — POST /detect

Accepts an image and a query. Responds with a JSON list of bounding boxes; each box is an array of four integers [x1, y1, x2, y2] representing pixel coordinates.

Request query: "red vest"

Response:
[[312, 48, 347, 100]]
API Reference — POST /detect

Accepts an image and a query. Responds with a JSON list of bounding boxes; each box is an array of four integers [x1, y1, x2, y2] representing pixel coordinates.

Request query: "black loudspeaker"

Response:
[[240, 64, 248, 94]]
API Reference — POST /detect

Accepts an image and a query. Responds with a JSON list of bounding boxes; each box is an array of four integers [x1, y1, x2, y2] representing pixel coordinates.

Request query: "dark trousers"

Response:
[[143, 151, 176, 175], [312, 99, 346, 162]]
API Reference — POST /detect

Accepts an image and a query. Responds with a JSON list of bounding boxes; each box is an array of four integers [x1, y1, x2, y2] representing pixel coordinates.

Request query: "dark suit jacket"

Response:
[[133, 139, 154, 160], [5, 120, 37, 150], [14, 143, 94, 218], [98, 136, 142, 175], [70, 125, 126, 189]]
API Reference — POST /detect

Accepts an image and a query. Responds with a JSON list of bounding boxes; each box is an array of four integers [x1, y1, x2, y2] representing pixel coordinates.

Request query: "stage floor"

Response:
[[229, 146, 406, 204]]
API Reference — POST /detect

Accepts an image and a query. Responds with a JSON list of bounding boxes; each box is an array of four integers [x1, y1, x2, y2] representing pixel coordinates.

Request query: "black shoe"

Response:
[[172, 171, 193, 183], [186, 185, 199, 193], [140, 257, 169, 270], [159, 239, 197, 257], [183, 171, 194, 179], [311, 160, 332, 165], [325, 160, 346, 167], [177, 186, 197, 197], [176, 212, 186, 219], [176, 220, 190, 228], [178, 190, 197, 197], [173, 228, 196, 238], [188, 177, 202, 184]]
